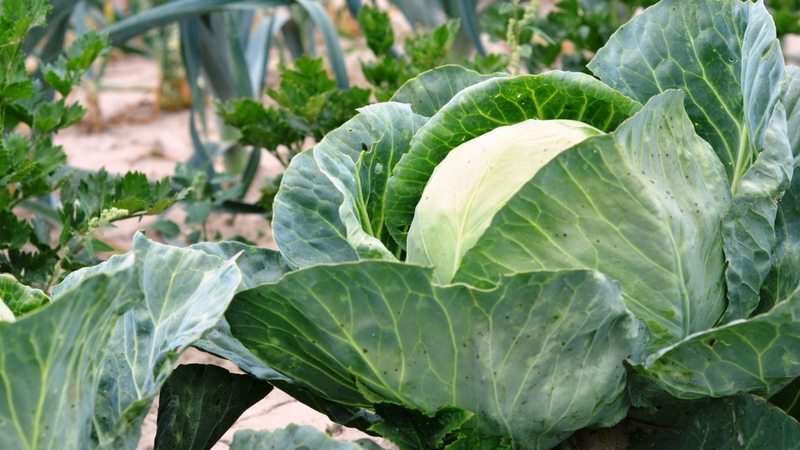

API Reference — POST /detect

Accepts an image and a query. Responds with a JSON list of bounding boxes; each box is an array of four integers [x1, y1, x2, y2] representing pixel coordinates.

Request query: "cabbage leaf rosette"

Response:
[[224, 0, 800, 448]]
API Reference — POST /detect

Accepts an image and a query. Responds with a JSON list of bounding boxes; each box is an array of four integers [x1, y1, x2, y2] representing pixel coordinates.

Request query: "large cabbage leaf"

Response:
[[629, 395, 800, 449], [588, 0, 783, 187], [226, 262, 643, 448], [86, 235, 242, 450], [154, 364, 273, 450], [719, 103, 792, 320], [0, 253, 136, 450], [390, 65, 504, 117], [455, 91, 729, 349], [640, 162, 800, 400], [639, 287, 800, 399], [272, 103, 427, 268], [384, 72, 641, 249], [588, 0, 791, 321], [191, 241, 293, 381], [762, 167, 800, 313]]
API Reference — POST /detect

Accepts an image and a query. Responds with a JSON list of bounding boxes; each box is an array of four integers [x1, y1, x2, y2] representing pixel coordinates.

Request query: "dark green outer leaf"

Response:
[[0, 273, 49, 317], [640, 288, 800, 399], [230, 425, 371, 450], [91, 234, 242, 450], [588, 0, 784, 189], [455, 91, 729, 349], [761, 166, 800, 313], [369, 404, 473, 450], [390, 65, 505, 117], [383, 71, 641, 249], [0, 253, 137, 450], [629, 395, 800, 450], [720, 103, 793, 321], [772, 376, 800, 421], [273, 103, 427, 268], [227, 262, 643, 448], [154, 364, 273, 450], [784, 66, 800, 158]]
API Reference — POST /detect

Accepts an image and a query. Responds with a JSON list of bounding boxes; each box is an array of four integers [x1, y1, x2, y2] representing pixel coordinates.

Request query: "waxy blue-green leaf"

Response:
[[231, 425, 377, 450], [784, 66, 800, 158], [761, 166, 800, 313], [0, 252, 137, 450], [629, 395, 800, 450], [455, 91, 729, 349], [0, 273, 49, 316], [190, 241, 292, 381], [640, 288, 800, 399], [588, 0, 784, 191], [188, 242, 379, 429], [273, 103, 427, 267], [390, 65, 504, 117], [227, 262, 643, 448], [154, 364, 273, 450], [91, 234, 242, 450], [720, 103, 793, 321], [383, 71, 641, 249]]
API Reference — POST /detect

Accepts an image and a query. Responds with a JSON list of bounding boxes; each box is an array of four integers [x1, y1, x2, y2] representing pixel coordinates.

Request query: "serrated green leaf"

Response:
[[0, 273, 49, 316], [455, 91, 729, 349], [273, 103, 426, 268], [268, 57, 336, 115], [88, 234, 242, 450], [219, 99, 302, 150], [588, 0, 784, 192], [154, 364, 273, 450], [0, 252, 137, 450], [384, 72, 641, 249], [390, 65, 505, 117], [405, 19, 460, 72], [42, 32, 107, 97], [357, 6, 394, 56], [230, 425, 373, 450], [33, 101, 68, 134], [0, 210, 32, 250], [227, 262, 643, 447], [629, 395, 800, 450]]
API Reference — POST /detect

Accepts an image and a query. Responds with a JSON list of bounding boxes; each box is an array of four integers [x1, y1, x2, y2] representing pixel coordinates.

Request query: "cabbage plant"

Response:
[[220, 0, 800, 448], [3, 0, 800, 449]]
